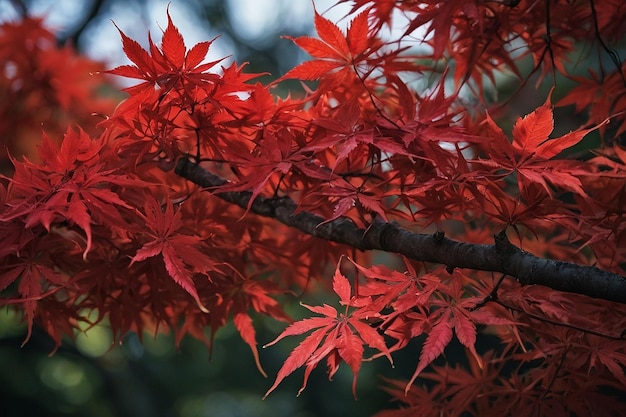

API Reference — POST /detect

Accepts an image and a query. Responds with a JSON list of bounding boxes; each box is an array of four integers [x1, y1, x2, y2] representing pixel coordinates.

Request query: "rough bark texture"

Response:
[[175, 157, 626, 305]]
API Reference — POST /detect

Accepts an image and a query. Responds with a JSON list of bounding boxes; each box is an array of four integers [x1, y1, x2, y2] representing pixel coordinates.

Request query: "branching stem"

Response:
[[175, 157, 626, 305]]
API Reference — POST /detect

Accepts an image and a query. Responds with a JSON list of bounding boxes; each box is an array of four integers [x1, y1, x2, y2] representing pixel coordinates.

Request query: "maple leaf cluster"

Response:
[[0, 17, 116, 170], [1, 1, 626, 415]]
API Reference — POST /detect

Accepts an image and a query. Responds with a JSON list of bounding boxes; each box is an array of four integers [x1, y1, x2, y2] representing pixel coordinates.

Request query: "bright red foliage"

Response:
[[0, 17, 115, 168], [1, 1, 626, 415], [263, 260, 394, 399]]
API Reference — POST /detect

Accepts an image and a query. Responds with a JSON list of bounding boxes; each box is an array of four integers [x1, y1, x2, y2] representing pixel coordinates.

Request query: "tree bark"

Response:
[[175, 157, 626, 305]]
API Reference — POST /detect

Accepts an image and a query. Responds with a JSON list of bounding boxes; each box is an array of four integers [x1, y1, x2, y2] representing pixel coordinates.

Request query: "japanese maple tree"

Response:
[[1, 1, 626, 415]]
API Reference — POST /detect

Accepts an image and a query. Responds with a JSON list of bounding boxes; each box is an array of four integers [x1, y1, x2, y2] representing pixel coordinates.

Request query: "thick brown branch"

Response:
[[175, 157, 626, 305]]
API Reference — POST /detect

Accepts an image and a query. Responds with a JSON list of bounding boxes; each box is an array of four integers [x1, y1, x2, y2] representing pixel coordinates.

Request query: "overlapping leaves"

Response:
[[1, 3, 626, 416]]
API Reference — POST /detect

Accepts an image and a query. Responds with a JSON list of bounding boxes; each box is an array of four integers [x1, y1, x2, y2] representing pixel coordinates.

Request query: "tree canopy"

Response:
[[1, 1, 626, 416]]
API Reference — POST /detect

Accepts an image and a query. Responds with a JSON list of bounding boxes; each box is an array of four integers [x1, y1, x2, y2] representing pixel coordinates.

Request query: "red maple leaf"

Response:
[[280, 9, 380, 82], [405, 310, 454, 392], [1, 128, 142, 259], [0, 239, 72, 346], [557, 69, 626, 136], [106, 9, 223, 96], [477, 92, 607, 196], [263, 261, 392, 398], [131, 196, 214, 312]]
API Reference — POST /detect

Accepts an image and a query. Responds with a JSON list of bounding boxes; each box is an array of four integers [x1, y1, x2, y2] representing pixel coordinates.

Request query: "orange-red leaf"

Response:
[[406, 312, 453, 393], [453, 310, 482, 370], [333, 263, 352, 305], [185, 41, 211, 69], [313, 8, 349, 58], [512, 94, 554, 155], [131, 197, 210, 313], [346, 10, 370, 55], [536, 121, 608, 159], [280, 60, 343, 81], [290, 36, 344, 60], [263, 327, 327, 398], [161, 9, 186, 67], [337, 328, 364, 397], [234, 312, 267, 377]]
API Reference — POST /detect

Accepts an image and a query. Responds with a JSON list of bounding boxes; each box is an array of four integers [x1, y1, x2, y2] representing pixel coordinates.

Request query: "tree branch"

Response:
[[175, 157, 626, 305]]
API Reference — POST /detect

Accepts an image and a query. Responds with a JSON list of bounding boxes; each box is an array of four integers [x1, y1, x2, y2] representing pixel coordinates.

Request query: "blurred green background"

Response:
[[0, 300, 416, 417]]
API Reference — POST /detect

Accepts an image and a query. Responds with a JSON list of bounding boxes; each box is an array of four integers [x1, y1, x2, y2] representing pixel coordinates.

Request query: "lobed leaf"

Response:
[[406, 313, 454, 393]]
